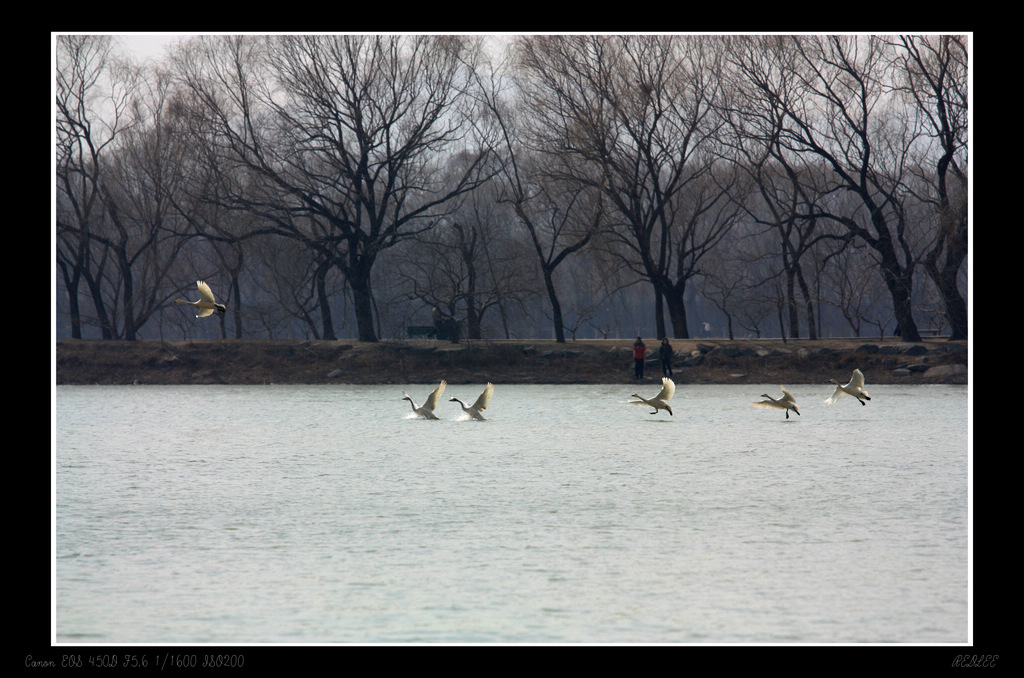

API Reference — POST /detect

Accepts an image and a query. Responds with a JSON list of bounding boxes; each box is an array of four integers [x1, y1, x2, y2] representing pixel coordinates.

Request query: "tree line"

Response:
[[55, 34, 969, 343]]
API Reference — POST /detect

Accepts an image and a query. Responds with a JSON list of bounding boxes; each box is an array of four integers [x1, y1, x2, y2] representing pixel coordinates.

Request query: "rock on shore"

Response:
[[56, 338, 969, 386]]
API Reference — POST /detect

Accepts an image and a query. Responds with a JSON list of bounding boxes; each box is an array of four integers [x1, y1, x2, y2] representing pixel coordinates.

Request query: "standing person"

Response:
[[632, 336, 647, 380], [659, 337, 674, 378]]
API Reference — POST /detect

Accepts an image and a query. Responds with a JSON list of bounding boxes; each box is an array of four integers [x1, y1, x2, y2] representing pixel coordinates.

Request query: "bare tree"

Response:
[[719, 59, 857, 340], [700, 230, 752, 341], [820, 239, 895, 338], [172, 35, 498, 341], [502, 154, 606, 343], [887, 35, 969, 340], [243, 234, 345, 339], [57, 38, 199, 341], [395, 183, 536, 340], [97, 66, 200, 340], [473, 50, 606, 343], [728, 35, 928, 342], [56, 35, 140, 338], [513, 34, 734, 339]]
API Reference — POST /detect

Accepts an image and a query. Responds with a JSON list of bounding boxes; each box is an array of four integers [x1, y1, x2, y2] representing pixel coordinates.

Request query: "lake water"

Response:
[[54, 382, 969, 645]]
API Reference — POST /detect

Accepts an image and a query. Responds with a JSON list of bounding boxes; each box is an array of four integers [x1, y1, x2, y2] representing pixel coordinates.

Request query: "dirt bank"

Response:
[[55, 337, 969, 387]]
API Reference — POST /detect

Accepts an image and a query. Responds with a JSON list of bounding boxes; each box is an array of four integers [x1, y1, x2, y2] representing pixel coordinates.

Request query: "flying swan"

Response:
[[402, 381, 447, 420], [174, 280, 226, 318], [450, 383, 494, 421], [752, 386, 801, 419], [825, 368, 871, 406], [629, 377, 675, 416]]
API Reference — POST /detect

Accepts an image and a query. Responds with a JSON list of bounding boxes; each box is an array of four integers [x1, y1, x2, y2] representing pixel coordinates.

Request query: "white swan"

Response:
[[174, 280, 226, 318], [825, 368, 871, 406], [450, 383, 494, 420], [752, 386, 800, 419], [402, 380, 447, 419], [629, 377, 675, 416]]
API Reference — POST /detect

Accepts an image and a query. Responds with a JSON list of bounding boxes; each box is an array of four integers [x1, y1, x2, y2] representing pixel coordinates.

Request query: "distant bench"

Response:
[[407, 325, 435, 339]]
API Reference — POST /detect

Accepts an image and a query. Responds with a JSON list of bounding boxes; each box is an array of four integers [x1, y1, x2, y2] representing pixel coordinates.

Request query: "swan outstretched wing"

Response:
[[196, 280, 217, 304], [195, 306, 216, 318], [849, 369, 865, 390], [824, 386, 844, 405], [779, 386, 796, 404], [472, 383, 494, 411], [655, 377, 675, 403], [752, 391, 784, 409], [423, 380, 447, 411]]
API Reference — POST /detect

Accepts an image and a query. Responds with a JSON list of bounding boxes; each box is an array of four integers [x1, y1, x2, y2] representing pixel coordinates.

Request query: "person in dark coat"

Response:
[[659, 337, 674, 378]]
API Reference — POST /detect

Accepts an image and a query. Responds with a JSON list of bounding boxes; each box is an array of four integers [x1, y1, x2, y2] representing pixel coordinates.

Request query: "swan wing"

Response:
[[825, 385, 845, 404], [655, 377, 675, 402], [752, 400, 781, 410], [472, 382, 494, 411], [423, 380, 447, 411], [849, 369, 865, 389], [196, 280, 217, 304], [195, 306, 216, 318], [780, 386, 796, 404]]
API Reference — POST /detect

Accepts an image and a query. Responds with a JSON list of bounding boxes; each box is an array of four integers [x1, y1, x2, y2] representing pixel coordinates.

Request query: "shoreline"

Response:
[[55, 337, 969, 386]]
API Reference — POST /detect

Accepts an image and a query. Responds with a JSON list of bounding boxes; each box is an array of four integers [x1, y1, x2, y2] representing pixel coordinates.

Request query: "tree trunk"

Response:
[[68, 281, 83, 339], [348, 272, 378, 342], [315, 263, 336, 341], [924, 218, 968, 340], [785, 269, 800, 339], [927, 263, 968, 340], [59, 262, 84, 339], [84, 272, 113, 340], [544, 267, 566, 343], [229, 274, 242, 339], [116, 246, 138, 341], [663, 285, 690, 339], [879, 259, 921, 342], [795, 264, 818, 340]]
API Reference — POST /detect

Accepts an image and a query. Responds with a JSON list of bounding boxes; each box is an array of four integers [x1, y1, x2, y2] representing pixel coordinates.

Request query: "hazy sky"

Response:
[[110, 33, 516, 64], [116, 34, 189, 62]]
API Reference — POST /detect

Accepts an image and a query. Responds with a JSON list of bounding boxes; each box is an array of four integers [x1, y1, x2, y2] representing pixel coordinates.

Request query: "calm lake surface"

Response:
[[54, 382, 969, 644]]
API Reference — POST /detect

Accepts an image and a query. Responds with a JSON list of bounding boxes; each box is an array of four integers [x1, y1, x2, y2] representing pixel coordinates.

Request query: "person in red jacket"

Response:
[[632, 336, 646, 380]]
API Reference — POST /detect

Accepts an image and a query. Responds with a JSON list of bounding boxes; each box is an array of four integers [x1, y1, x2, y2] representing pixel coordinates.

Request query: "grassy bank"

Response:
[[55, 337, 969, 387]]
